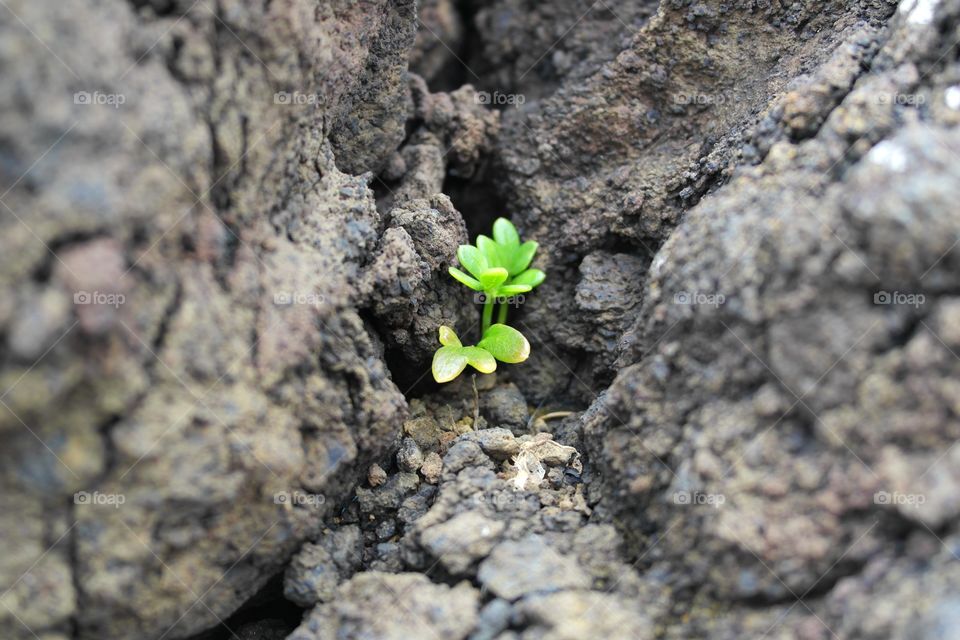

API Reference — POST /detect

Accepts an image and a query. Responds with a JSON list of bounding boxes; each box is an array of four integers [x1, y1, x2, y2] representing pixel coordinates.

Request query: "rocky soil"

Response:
[[2, 0, 960, 639], [282, 378, 652, 640]]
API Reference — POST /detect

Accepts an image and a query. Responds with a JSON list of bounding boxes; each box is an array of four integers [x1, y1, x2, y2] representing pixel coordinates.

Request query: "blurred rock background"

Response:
[[2, 0, 960, 638]]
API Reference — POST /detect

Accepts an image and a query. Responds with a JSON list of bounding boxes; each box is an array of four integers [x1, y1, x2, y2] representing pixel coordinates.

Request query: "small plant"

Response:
[[432, 218, 545, 383]]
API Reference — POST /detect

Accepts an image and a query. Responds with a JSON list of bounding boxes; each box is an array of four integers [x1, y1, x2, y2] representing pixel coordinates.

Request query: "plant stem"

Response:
[[497, 302, 508, 325], [472, 375, 479, 430], [482, 293, 494, 334], [537, 411, 574, 421]]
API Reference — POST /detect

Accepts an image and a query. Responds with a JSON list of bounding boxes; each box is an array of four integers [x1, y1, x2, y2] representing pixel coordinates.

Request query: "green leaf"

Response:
[[478, 324, 531, 364], [461, 346, 497, 374], [448, 267, 484, 291], [476, 235, 503, 269], [493, 218, 520, 248], [509, 241, 538, 275], [432, 346, 469, 383], [432, 344, 497, 383], [478, 267, 509, 291], [498, 283, 532, 295], [510, 268, 545, 289], [438, 325, 461, 348], [457, 245, 488, 279]]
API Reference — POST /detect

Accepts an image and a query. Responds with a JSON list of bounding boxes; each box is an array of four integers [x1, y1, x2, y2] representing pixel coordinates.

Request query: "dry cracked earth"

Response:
[[2, 0, 960, 639]]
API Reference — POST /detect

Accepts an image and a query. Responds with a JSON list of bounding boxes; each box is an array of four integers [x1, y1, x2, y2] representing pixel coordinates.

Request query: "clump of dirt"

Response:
[[283, 377, 653, 639]]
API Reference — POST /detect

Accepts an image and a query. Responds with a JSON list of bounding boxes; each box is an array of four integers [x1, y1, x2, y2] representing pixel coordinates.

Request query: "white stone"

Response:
[[867, 140, 908, 173], [899, 0, 940, 26], [945, 86, 960, 110]]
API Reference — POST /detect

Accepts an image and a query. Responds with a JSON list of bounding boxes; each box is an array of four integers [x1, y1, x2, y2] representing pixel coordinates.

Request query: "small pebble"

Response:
[[476, 427, 520, 460], [420, 452, 443, 484], [397, 437, 424, 473], [481, 383, 528, 429], [368, 463, 387, 487], [443, 440, 493, 474], [403, 416, 442, 449], [376, 520, 397, 540]]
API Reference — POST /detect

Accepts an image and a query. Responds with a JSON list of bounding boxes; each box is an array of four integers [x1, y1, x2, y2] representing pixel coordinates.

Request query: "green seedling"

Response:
[[432, 218, 545, 383], [431, 324, 530, 383], [448, 218, 546, 329]]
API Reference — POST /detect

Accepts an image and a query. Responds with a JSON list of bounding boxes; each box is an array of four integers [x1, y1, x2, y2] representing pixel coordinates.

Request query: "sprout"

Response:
[[431, 324, 529, 383], [432, 325, 496, 383], [432, 218, 545, 384]]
